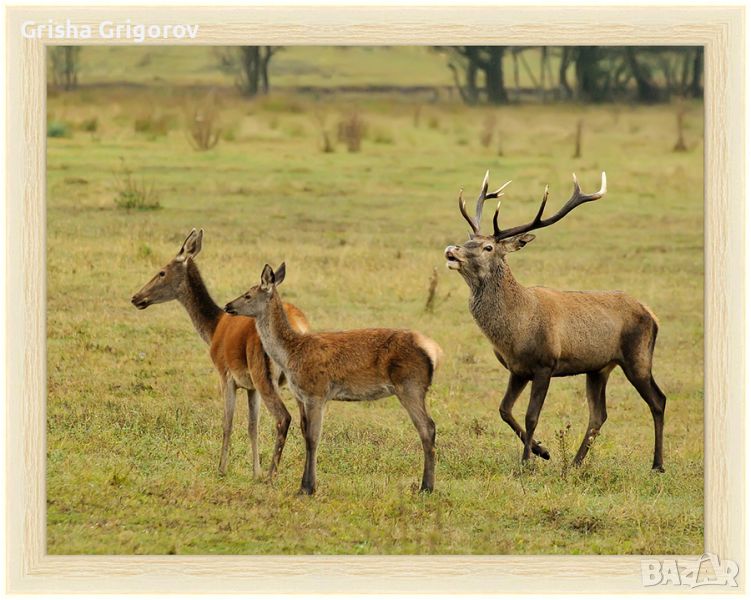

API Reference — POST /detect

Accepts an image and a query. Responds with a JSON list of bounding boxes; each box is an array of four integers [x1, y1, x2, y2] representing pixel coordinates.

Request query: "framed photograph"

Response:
[[5, 4, 745, 594]]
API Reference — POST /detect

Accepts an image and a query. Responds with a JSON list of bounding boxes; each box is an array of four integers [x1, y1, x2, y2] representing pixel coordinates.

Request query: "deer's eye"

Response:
[[483, 245, 493, 252], [159, 271, 166, 277], [244, 294, 251, 300]]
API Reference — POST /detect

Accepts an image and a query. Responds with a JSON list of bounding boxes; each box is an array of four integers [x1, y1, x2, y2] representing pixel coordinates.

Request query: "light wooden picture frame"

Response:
[[5, 4, 745, 594]]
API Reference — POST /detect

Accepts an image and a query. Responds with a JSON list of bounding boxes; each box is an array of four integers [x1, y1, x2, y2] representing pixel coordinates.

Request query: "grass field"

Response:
[[46, 48, 704, 555]]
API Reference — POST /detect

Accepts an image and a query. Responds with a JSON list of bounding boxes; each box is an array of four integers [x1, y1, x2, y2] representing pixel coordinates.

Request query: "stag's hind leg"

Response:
[[622, 365, 666, 472], [573, 366, 614, 465], [395, 382, 437, 492], [499, 373, 550, 460]]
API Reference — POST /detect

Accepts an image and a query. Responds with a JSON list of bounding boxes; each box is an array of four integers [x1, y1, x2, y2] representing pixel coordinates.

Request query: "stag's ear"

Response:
[[260, 264, 275, 290], [176, 228, 203, 261], [501, 233, 536, 253], [274, 262, 286, 287]]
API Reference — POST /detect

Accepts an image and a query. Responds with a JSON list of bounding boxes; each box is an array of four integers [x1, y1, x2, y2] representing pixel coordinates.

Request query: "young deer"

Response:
[[225, 263, 442, 494], [445, 172, 667, 471], [131, 229, 310, 478]]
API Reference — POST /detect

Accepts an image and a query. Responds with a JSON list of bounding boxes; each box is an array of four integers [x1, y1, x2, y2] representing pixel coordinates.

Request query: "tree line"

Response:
[[49, 45, 703, 104], [438, 46, 703, 104]]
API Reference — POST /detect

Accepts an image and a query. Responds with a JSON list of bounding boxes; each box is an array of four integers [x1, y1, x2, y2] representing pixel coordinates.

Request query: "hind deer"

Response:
[[225, 263, 442, 494], [131, 229, 310, 478], [444, 171, 667, 471]]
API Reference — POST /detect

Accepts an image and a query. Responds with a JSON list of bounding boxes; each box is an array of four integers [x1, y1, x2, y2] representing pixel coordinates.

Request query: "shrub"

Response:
[[185, 92, 221, 151], [313, 112, 335, 153], [47, 121, 71, 138], [79, 117, 98, 132], [337, 111, 367, 153], [112, 159, 161, 211], [134, 112, 171, 137]]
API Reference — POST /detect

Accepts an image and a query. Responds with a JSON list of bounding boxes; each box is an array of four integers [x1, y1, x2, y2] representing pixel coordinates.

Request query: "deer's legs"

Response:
[[499, 374, 550, 459], [252, 359, 292, 480], [573, 367, 612, 465], [297, 399, 307, 438], [256, 389, 291, 480], [246, 389, 262, 477], [522, 370, 552, 462], [300, 400, 325, 495], [396, 383, 437, 492], [623, 366, 667, 472], [219, 379, 238, 475]]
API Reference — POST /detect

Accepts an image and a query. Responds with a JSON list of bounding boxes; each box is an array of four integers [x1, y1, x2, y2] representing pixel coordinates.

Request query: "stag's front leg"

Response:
[[523, 370, 552, 462], [499, 373, 550, 460]]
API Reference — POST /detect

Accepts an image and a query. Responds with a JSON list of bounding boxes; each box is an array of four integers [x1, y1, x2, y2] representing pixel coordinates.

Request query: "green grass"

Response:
[[47, 54, 703, 555]]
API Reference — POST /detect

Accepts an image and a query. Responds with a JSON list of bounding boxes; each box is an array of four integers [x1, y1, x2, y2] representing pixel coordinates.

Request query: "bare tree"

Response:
[[217, 46, 281, 97], [49, 47, 81, 91], [438, 47, 509, 105]]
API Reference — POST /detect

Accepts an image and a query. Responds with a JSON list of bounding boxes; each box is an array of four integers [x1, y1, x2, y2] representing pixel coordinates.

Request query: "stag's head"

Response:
[[445, 170, 607, 287], [131, 228, 204, 309], [225, 263, 286, 318]]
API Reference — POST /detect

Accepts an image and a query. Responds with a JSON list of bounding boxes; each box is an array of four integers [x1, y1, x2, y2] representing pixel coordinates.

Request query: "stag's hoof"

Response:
[[652, 465, 665, 473], [298, 485, 316, 496], [533, 444, 551, 460]]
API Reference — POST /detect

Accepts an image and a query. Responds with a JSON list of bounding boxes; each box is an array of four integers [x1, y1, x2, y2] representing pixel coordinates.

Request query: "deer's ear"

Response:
[[177, 228, 203, 261], [274, 262, 286, 287], [502, 233, 536, 253], [260, 264, 275, 289]]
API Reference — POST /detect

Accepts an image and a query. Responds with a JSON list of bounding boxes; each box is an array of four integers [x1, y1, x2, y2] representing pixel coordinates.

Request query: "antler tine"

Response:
[[531, 185, 550, 225], [486, 179, 513, 200], [458, 188, 479, 234], [494, 171, 607, 240], [492, 201, 502, 237], [473, 170, 491, 226]]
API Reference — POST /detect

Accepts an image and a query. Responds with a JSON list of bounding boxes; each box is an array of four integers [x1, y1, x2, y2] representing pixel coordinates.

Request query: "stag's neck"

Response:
[[469, 262, 533, 339], [177, 260, 223, 344], [254, 292, 300, 369]]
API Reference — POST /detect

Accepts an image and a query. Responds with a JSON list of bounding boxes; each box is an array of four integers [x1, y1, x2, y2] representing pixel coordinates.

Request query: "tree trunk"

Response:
[[689, 47, 703, 99], [625, 47, 661, 103], [483, 48, 508, 104], [575, 46, 607, 102], [559, 47, 572, 99]]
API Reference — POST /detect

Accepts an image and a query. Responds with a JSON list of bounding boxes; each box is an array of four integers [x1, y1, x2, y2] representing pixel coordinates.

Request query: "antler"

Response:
[[493, 172, 607, 240], [458, 170, 512, 235]]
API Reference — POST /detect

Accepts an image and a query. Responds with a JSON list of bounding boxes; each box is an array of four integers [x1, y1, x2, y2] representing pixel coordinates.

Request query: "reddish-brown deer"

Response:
[[131, 229, 310, 478], [445, 172, 666, 471], [225, 263, 442, 494]]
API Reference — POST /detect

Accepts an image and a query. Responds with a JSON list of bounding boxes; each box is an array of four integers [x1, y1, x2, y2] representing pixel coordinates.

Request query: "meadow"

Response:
[[47, 47, 703, 555]]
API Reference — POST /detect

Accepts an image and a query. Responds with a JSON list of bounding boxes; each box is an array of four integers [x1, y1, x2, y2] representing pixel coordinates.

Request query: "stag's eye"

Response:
[[159, 271, 166, 277], [483, 245, 493, 252], [244, 294, 251, 300]]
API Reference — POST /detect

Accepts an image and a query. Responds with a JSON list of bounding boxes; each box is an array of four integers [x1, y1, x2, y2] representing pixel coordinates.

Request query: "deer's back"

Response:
[[529, 287, 655, 375], [286, 328, 438, 400]]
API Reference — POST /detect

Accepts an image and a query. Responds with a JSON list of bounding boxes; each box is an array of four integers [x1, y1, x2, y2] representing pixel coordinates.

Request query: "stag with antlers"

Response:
[[445, 171, 667, 471]]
